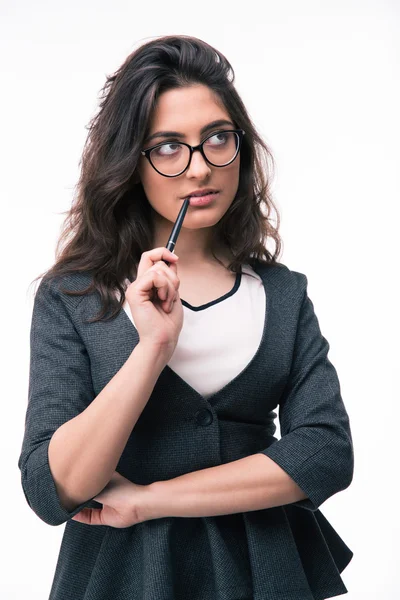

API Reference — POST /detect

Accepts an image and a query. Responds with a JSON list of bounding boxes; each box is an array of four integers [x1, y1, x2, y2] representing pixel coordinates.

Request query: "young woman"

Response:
[[18, 35, 354, 600]]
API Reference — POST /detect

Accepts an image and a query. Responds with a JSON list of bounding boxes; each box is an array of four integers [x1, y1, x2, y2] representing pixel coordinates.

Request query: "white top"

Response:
[[120, 263, 266, 399]]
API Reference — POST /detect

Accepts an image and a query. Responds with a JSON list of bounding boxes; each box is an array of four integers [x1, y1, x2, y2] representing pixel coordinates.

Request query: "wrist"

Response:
[[138, 340, 174, 363], [135, 342, 171, 372], [137, 480, 169, 522]]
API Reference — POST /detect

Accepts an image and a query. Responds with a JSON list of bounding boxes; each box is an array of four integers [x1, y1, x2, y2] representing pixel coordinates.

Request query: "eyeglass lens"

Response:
[[149, 131, 239, 176]]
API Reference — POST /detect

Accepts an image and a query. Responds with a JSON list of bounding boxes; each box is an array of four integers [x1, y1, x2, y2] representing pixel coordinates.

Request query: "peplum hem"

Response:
[[242, 506, 352, 600], [48, 507, 352, 600]]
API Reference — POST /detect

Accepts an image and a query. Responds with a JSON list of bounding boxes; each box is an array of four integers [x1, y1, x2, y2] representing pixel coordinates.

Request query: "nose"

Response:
[[186, 148, 212, 178]]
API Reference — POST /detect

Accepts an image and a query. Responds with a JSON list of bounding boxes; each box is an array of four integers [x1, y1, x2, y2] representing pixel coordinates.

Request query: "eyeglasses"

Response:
[[140, 129, 245, 177]]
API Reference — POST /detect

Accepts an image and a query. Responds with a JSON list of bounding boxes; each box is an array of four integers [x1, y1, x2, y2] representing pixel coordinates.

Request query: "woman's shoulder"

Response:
[[250, 258, 308, 298], [34, 270, 95, 311]]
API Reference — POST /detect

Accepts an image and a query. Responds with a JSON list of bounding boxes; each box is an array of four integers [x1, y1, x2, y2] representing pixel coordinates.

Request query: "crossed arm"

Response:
[[139, 452, 308, 521]]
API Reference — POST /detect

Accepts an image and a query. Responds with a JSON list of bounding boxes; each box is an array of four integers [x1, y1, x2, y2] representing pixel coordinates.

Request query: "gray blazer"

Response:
[[18, 260, 354, 600]]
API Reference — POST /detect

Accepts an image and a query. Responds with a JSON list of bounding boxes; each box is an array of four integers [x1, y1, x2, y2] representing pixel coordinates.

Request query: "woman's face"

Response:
[[137, 84, 241, 239]]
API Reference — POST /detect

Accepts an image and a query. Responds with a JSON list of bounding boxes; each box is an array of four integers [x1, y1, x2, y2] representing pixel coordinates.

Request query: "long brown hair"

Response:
[[31, 34, 283, 323]]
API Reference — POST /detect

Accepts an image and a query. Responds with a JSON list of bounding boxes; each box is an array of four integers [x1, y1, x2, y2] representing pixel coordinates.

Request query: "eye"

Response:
[[204, 132, 229, 146], [153, 143, 183, 156]]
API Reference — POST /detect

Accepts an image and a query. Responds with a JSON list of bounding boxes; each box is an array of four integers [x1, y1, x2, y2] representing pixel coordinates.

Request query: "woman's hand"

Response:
[[126, 248, 183, 360], [71, 471, 152, 528]]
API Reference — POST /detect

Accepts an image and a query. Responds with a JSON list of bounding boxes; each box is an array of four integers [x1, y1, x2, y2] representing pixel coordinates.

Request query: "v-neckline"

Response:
[[117, 261, 271, 404], [180, 269, 241, 311]]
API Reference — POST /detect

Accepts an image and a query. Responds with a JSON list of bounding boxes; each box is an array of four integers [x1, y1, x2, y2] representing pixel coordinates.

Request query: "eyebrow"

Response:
[[144, 119, 235, 145]]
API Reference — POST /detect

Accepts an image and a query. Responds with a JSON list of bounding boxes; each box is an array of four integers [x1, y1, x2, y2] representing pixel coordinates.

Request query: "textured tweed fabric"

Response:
[[18, 260, 354, 599]]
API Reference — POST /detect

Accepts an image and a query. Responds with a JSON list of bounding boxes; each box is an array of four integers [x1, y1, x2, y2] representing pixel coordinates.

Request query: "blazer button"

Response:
[[195, 408, 213, 426]]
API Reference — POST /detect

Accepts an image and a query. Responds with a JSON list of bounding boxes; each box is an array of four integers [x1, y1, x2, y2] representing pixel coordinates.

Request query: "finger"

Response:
[[149, 265, 179, 296], [137, 248, 179, 278], [71, 508, 104, 525], [153, 271, 176, 307], [168, 261, 178, 275], [166, 263, 181, 294], [133, 269, 169, 298], [150, 261, 180, 291], [129, 266, 179, 307], [151, 263, 180, 308], [153, 271, 171, 302], [160, 277, 177, 310]]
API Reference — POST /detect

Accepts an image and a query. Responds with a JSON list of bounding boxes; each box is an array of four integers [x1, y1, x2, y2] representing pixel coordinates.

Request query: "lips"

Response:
[[182, 188, 219, 199], [191, 191, 214, 197], [188, 192, 219, 206]]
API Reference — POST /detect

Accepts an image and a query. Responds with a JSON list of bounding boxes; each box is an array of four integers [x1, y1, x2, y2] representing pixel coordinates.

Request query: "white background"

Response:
[[2, 1, 399, 598]]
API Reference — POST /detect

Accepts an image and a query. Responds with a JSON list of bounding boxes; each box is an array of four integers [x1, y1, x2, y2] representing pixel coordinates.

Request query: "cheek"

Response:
[[139, 167, 178, 215], [223, 161, 240, 189], [137, 157, 157, 186], [139, 165, 164, 197]]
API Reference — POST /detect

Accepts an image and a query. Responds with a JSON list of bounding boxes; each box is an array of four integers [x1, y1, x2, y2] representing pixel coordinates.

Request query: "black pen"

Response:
[[162, 197, 190, 266]]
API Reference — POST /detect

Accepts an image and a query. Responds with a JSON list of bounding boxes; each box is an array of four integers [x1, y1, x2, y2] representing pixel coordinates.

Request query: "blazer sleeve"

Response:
[[258, 274, 354, 511], [18, 277, 99, 526]]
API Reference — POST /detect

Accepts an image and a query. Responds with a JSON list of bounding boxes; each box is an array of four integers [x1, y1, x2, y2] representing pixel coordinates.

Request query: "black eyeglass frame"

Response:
[[140, 129, 245, 178]]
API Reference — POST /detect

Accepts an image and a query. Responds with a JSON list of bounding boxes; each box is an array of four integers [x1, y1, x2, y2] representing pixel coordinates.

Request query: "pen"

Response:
[[162, 197, 190, 266]]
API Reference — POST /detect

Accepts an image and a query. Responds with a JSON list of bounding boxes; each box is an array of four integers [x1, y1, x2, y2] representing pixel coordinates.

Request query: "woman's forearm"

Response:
[[141, 453, 308, 520], [48, 342, 168, 512]]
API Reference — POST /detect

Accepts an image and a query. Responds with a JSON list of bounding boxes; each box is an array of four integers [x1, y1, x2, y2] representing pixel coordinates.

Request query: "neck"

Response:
[[151, 214, 232, 269]]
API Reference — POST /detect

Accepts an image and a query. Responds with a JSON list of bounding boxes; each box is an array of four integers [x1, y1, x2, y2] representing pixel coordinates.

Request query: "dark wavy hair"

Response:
[[31, 34, 283, 323]]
